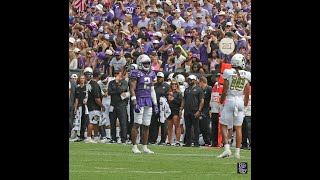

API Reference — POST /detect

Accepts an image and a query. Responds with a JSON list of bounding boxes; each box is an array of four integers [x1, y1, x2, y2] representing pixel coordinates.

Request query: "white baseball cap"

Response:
[[156, 72, 164, 78], [73, 48, 80, 53], [152, 40, 160, 44], [69, 37, 75, 44], [105, 49, 113, 55], [187, 74, 197, 80]]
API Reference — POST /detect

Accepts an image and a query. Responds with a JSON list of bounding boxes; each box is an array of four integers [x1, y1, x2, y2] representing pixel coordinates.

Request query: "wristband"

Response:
[[131, 96, 136, 101]]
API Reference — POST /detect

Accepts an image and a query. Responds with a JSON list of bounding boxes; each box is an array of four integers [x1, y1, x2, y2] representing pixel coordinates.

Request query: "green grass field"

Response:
[[70, 142, 251, 180]]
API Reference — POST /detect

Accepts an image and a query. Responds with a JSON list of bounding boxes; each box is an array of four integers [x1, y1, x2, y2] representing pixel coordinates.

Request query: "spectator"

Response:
[[108, 70, 129, 143], [241, 83, 251, 150], [69, 51, 78, 70], [69, 74, 77, 139], [167, 80, 183, 146], [73, 75, 89, 142], [109, 51, 127, 77], [209, 73, 221, 147], [163, 56, 176, 72]]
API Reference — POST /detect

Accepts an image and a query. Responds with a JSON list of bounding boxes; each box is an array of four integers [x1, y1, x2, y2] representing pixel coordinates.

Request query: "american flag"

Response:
[[73, 0, 86, 11]]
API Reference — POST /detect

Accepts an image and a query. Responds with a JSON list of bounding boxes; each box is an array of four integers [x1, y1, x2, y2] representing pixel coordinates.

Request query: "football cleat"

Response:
[[141, 148, 154, 154], [217, 150, 232, 158], [132, 147, 141, 154]]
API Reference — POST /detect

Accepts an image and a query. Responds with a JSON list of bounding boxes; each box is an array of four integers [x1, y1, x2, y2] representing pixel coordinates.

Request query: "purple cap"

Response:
[[236, 30, 245, 37], [185, 26, 192, 31], [90, 30, 98, 37], [97, 52, 106, 59], [115, 51, 121, 56], [177, 36, 186, 43], [192, 53, 200, 59], [167, 47, 174, 54], [232, 0, 238, 3], [86, 24, 93, 31]]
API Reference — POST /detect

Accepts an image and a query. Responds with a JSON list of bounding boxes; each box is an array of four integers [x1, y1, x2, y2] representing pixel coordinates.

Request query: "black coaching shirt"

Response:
[[87, 80, 103, 111], [155, 82, 170, 105], [183, 85, 204, 113]]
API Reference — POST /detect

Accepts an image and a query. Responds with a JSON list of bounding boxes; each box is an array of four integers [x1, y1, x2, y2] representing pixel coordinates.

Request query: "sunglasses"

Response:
[[136, 7, 140, 9], [171, 83, 177, 85]]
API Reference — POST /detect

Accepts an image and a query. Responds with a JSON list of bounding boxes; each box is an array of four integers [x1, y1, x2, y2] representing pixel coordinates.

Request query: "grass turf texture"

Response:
[[70, 142, 251, 180]]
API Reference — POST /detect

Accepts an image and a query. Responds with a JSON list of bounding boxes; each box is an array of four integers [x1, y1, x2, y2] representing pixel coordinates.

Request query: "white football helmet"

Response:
[[175, 74, 185, 85], [84, 67, 93, 74], [136, 54, 151, 72], [231, 53, 246, 69], [168, 73, 174, 81]]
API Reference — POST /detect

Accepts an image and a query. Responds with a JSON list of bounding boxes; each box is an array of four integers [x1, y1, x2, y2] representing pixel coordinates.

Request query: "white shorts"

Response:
[[134, 106, 152, 126], [220, 96, 244, 127], [88, 110, 102, 125]]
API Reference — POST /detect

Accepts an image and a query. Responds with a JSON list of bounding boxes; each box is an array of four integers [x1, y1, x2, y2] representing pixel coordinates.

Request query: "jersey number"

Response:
[[144, 77, 151, 90], [230, 76, 245, 91]]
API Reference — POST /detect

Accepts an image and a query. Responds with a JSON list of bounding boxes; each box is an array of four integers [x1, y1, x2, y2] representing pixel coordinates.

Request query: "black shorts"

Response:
[[168, 110, 179, 119]]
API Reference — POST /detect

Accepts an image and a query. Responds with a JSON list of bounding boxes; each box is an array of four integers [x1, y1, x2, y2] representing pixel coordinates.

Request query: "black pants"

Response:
[[242, 116, 251, 147], [211, 113, 219, 146], [149, 114, 168, 143], [109, 105, 128, 142], [184, 111, 200, 146], [199, 108, 211, 145], [79, 106, 89, 139]]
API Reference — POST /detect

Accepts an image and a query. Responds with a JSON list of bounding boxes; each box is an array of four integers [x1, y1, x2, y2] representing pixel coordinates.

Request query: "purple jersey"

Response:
[[130, 69, 156, 107], [124, 3, 137, 15]]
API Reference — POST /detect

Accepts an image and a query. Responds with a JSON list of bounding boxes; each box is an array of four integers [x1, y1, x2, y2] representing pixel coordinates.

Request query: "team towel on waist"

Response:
[[159, 97, 171, 123]]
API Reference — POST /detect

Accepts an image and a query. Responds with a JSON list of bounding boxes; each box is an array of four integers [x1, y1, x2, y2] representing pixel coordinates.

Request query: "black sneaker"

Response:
[[175, 143, 181, 147], [166, 142, 171, 146], [183, 143, 191, 147], [109, 140, 117, 143], [157, 142, 166, 146]]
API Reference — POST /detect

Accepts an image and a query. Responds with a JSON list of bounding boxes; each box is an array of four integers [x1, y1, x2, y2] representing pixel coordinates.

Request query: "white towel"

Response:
[[159, 97, 171, 123]]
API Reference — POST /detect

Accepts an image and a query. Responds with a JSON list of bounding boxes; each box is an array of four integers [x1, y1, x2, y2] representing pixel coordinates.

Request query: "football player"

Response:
[[217, 53, 251, 159], [129, 54, 159, 153]]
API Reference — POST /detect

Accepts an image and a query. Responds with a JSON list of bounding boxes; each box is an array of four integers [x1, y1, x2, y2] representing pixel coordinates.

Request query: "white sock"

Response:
[[116, 127, 120, 138], [105, 129, 111, 138], [142, 145, 147, 150], [133, 144, 137, 149], [228, 139, 232, 144], [224, 144, 230, 151], [180, 134, 184, 143], [235, 148, 240, 154]]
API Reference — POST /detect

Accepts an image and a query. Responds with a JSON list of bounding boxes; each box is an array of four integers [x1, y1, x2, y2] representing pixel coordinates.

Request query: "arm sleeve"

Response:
[[151, 85, 157, 105]]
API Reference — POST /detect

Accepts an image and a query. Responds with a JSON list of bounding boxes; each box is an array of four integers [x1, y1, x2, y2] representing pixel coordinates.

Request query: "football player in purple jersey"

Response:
[[129, 54, 159, 153]]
